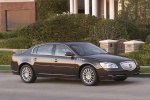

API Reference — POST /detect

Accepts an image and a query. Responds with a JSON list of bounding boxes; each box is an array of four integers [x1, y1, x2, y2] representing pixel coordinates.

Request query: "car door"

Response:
[[52, 44, 78, 76], [31, 44, 54, 75]]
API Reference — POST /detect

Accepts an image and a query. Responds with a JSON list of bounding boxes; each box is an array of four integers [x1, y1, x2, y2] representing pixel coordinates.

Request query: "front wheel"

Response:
[[114, 77, 127, 81], [20, 65, 37, 83], [80, 66, 99, 86]]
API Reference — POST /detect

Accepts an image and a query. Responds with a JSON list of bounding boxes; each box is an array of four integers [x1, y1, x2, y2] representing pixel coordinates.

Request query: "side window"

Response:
[[55, 45, 71, 56], [32, 47, 38, 54], [36, 45, 53, 55]]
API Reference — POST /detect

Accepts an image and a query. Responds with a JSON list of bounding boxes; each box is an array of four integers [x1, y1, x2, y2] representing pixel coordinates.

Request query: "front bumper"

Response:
[[98, 67, 140, 80]]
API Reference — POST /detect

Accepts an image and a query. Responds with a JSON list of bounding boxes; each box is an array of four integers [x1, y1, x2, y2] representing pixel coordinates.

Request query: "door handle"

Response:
[[34, 58, 37, 61], [54, 59, 57, 62]]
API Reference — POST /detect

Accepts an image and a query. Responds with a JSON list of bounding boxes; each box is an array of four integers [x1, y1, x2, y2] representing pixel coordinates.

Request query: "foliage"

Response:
[[13, 14, 100, 45], [36, 0, 68, 20], [0, 51, 14, 65], [121, 0, 150, 20], [120, 44, 150, 66], [0, 38, 31, 49], [146, 35, 150, 44], [0, 32, 16, 39]]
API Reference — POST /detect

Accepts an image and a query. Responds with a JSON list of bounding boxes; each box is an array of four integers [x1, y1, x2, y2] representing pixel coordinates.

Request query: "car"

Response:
[[11, 42, 140, 86]]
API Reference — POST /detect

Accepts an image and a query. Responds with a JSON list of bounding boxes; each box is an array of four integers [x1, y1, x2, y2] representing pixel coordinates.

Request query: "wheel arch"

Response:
[[19, 63, 33, 75], [78, 64, 97, 79]]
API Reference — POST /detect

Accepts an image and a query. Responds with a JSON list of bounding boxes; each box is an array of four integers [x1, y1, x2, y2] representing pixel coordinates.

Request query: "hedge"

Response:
[[2, 14, 147, 49], [0, 51, 14, 65], [10, 14, 142, 46], [0, 32, 16, 39], [12, 14, 100, 46], [120, 44, 150, 66], [36, 0, 68, 20], [0, 38, 31, 49]]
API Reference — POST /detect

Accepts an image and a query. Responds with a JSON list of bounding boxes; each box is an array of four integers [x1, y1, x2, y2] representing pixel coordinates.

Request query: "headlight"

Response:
[[120, 61, 136, 71], [100, 62, 118, 69], [133, 59, 138, 65]]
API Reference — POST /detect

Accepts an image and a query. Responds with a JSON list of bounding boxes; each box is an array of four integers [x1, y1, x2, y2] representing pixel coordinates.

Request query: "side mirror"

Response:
[[65, 52, 74, 56]]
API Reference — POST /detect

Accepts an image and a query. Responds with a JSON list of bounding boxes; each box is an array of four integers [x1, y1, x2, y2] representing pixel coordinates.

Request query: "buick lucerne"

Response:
[[11, 42, 140, 86]]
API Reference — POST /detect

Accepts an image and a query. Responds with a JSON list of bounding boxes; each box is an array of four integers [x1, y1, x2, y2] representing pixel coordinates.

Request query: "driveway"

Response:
[[0, 73, 149, 100]]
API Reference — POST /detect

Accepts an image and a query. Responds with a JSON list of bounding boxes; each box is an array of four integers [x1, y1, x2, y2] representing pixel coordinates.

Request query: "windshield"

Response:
[[68, 43, 107, 56]]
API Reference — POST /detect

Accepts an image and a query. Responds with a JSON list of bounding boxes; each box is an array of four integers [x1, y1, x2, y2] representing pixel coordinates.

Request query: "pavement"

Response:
[[0, 73, 150, 100]]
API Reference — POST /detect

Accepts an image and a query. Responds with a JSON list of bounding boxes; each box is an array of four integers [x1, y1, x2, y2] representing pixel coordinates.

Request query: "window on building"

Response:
[[6, 10, 31, 31]]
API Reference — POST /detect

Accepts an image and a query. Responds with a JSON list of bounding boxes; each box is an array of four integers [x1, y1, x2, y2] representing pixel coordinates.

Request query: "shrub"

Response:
[[0, 32, 16, 39], [12, 14, 100, 45], [0, 38, 31, 49], [0, 51, 14, 65], [10, 14, 148, 48], [146, 35, 150, 44], [121, 44, 150, 66], [36, 0, 68, 20]]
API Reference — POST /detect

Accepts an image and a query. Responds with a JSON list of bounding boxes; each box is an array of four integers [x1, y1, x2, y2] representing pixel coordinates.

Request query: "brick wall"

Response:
[[0, 1, 36, 31]]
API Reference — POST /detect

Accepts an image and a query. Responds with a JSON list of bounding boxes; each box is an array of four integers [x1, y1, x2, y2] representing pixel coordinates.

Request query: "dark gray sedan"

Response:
[[11, 42, 140, 86]]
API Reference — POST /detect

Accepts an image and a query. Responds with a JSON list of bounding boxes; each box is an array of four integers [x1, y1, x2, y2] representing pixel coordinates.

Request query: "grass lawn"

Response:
[[140, 68, 150, 73], [0, 66, 11, 70]]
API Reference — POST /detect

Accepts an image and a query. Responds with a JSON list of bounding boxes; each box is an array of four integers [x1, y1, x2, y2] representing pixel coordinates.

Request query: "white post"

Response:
[[92, 0, 98, 16], [70, 0, 74, 14], [104, 0, 107, 18], [109, 0, 115, 19], [74, 0, 78, 14], [118, 0, 122, 11], [85, 0, 90, 14]]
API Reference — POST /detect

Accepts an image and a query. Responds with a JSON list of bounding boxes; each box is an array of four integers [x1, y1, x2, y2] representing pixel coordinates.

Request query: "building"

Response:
[[69, 0, 125, 19], [0, 0, 131, 32], [0, 0, 36, 32]]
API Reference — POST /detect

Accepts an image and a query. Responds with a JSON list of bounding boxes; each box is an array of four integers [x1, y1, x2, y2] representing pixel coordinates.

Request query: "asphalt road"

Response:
[[0, 73, 150, 100]]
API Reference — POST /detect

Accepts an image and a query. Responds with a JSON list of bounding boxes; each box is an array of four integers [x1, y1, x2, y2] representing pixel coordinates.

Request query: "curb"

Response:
[[133, 73, 150, 78], [0, 70, 12, 73]]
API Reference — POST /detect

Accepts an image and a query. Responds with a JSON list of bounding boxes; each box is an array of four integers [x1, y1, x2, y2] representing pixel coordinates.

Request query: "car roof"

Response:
[[34, 42, 90, 46]]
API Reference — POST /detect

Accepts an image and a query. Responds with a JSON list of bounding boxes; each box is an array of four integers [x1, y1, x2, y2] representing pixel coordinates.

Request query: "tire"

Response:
[[80, 66, 99, 86], [114, 77, 127, 81], [20, 64, 37, 83]]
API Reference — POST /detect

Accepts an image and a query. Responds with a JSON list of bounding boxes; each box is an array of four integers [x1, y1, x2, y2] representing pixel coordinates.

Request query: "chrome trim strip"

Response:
[[52, 65, 75, 68], [38, 73, 76, 77]]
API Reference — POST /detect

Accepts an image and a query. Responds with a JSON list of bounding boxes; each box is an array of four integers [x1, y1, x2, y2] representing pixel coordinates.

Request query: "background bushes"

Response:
[[0, 32, 16, 39], [0, 51, 14, 65], [36, 0, 68, 20], [9, 14, 145, 47], [121, 44, 150, 66], [0, 38, 31, 49]]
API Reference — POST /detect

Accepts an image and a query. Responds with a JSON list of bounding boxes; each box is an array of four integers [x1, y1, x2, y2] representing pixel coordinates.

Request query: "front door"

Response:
[[52, 44, 78, 76]]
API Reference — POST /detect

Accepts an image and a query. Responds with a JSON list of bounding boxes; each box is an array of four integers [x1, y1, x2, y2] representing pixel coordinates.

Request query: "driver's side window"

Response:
[[55, 44, 71, 56]]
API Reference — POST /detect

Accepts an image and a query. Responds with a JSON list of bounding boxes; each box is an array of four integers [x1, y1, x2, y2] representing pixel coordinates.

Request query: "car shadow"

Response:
[[35, 77, 137, 86]]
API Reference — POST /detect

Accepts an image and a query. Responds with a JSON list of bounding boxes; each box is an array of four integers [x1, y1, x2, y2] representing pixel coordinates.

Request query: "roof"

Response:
[[34, 41, 90, 47]]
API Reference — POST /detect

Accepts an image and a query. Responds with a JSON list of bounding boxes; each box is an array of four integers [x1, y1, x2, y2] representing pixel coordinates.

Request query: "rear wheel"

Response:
[[20, 65, 37, 83], [114, 77, 127, 81], [80, 66, 99, 86]]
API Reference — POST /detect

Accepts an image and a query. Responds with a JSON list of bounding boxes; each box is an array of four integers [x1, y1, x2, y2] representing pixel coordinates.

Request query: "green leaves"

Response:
[[36, 0, 68, 20]]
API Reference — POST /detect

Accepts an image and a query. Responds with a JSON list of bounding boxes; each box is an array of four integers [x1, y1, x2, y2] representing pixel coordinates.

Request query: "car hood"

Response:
[[84, 54, 132, 63]]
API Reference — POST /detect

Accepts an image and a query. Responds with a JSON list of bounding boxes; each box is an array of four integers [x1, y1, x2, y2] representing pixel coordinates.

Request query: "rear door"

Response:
[[31, 44, 54, 75]]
